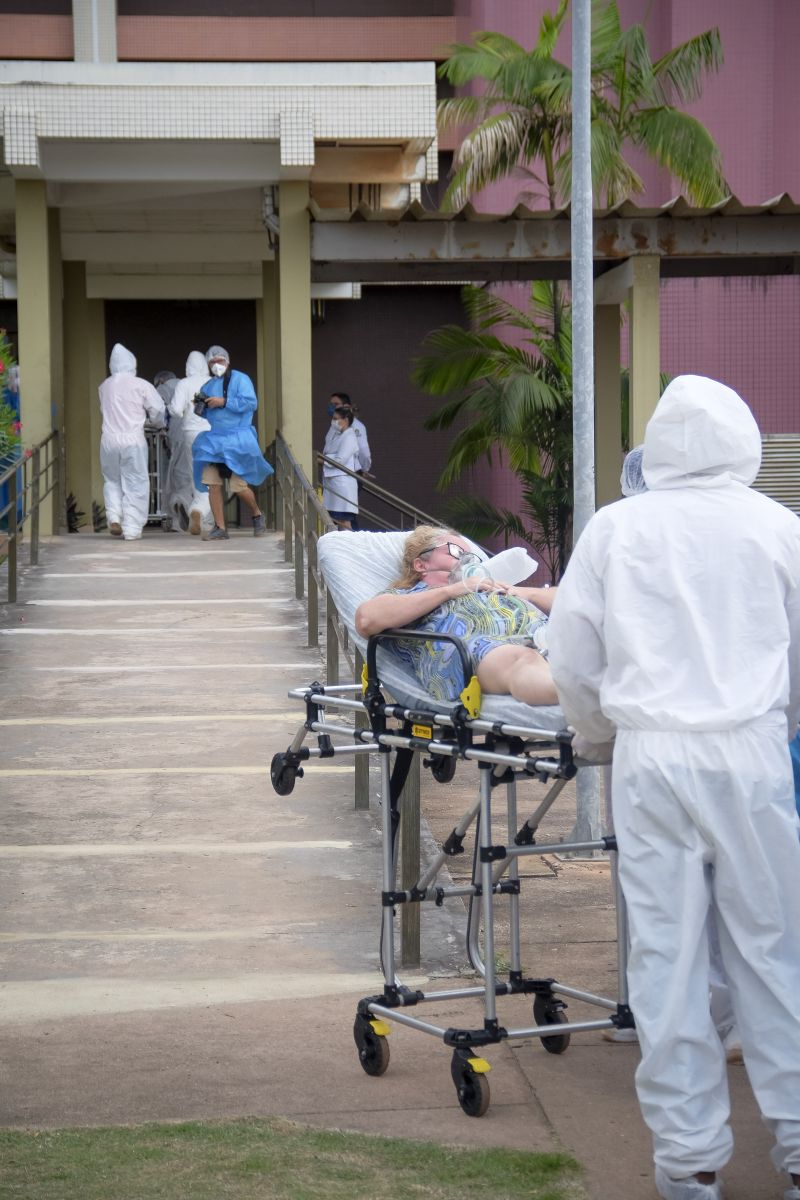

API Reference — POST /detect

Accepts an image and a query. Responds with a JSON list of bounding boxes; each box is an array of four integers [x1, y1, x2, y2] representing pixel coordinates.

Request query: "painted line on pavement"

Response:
[[29, 662, 317, 672], [43, 569, 277, 578], [0, 712, 296, 727], [27, 598, 289, 606], [0, 840, 354, 857], [0, 625, 300, 636], [0, 926, 322, 943], [0, 765, 356, 777]]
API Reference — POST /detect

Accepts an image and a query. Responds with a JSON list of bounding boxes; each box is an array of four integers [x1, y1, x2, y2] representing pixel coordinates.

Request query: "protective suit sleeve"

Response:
[[141, 381, 166, 429], [547, 527, 617, 744], [355, 424, 372, 473], [224, 372, 257, 415], [786, 564, 800, 737], [168, 381, 188, 418]]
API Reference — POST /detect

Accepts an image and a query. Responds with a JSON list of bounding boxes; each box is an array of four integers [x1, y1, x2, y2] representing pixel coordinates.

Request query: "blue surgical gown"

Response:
[[191, 370, 274, 490]]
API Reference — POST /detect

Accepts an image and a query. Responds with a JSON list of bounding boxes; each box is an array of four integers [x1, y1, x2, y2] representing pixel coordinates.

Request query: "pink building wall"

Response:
[[449, 0, 800, 559]]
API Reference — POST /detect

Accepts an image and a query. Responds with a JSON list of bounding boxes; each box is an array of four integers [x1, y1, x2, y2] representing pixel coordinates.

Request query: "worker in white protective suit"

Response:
[[167, 351, 213, 535], [98, 344, 165, 540], [548, 375, 800, 1200]]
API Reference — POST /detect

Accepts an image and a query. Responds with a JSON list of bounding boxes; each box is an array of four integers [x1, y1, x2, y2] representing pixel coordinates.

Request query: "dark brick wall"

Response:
[[312, 284, 467, 527]]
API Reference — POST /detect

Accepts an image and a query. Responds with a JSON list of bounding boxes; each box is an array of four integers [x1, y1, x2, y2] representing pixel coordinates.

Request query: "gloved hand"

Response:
[[570, 731, 616, 765]]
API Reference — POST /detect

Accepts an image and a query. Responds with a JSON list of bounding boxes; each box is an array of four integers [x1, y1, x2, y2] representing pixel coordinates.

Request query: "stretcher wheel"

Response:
[[270, 753, 302, 796], [450, 1056, 491, 1118], [430, 755, 457, 784], [533, 995, 571, 1055], [353, 1015, 390, 1077]]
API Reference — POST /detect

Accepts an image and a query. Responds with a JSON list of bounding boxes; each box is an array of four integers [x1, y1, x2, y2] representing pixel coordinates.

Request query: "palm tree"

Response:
[[412, 282, 574, 580], [438, 0, 727, 210], [419, 2, 727, 576]]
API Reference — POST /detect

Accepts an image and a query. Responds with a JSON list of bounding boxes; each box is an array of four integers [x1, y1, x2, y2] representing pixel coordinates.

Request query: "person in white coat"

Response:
[[168, 351, 213, 535], [322, 405, 360, 530], [548, 375, 800, 1200], [98, 344, 165, 540]]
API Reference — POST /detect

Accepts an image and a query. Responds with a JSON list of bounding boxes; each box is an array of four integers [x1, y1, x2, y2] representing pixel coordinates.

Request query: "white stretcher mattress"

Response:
[[318, 530, 566, 733]]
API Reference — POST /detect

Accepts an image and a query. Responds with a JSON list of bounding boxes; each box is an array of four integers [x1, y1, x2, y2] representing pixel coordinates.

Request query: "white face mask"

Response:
[[210, 362, 227, 377], [330, 419, 340, 430]]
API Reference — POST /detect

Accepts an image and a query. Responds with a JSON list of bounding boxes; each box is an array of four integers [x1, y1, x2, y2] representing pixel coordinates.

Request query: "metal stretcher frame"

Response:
[[145, 426, 171, 527], [270, 611, 635, 1117]]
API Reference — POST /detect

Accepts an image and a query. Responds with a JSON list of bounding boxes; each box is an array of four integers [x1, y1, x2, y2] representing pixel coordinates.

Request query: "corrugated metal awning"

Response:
[[753, 435, 800, 517]]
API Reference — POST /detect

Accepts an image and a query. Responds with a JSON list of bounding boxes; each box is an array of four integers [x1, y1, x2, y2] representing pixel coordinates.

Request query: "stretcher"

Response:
[[270, 530, 633, 1116], [144, 424, 172, 528]]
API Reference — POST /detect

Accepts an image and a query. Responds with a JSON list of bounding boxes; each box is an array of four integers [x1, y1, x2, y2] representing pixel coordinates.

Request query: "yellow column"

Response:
[[594, 304, 622, 507], [260, 258, 281, 448], [628, 256, 661, 446], [277, 182, 312, 476], [63, 263, 104, 528], [48, 208, 64, 529], [15, 180, 54, 533]]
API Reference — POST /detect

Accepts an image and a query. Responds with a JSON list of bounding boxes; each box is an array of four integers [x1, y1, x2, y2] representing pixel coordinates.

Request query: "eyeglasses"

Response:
[[420, 541, 465, 561]]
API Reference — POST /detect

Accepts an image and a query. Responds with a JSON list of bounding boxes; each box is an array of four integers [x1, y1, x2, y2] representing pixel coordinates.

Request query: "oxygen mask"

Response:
[[448, 552, 488, 590]]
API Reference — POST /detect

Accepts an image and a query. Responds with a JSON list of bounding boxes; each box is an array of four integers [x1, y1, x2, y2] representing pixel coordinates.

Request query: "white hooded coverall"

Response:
[[98, 344, 165, 539], [548, 375, 800, 1180], [168, 351, 212, 532]]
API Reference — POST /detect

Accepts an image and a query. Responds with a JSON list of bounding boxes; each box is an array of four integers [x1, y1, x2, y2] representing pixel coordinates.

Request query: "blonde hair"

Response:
[[391, 524, 454, 589]]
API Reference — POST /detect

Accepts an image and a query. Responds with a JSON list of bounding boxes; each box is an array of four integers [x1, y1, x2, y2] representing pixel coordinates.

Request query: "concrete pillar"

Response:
[[628, 256, 661, 447], [15, 180, 55, 535], [73, 0, 117, 63], [260, 258, 281, 448], [278, 181, 312, 477], [594, 304, 622, 507], [63, 263, 104, 527], [48, 207, 65, 529]]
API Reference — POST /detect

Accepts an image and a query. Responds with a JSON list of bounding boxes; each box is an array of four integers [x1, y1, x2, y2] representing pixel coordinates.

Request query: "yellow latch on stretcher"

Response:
[[361, 662, 369, 695], [460, 675, 482, 719], [370, 1019, 392, 1037], [467, 1055, 491, 1073]]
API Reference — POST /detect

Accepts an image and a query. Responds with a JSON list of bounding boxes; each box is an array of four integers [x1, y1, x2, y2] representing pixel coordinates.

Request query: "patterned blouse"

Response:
[[389, 582, 549, 703]]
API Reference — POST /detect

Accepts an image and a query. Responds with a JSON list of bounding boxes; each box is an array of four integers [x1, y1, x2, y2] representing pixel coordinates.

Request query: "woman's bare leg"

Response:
[[477, 644, 558, 707]]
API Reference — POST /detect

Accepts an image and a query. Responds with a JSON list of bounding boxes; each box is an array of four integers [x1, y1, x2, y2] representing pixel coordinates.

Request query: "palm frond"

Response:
[[442, 110, 530, 209], [411, 324, 517, 394], [653, 29, 723, 104], [442, 493, 537, 547], [437, 32, 526, 87], [437, 95, 484, 132], [534, 0, 570, 59], [590, 0, 623, 65], [631, 106, 728, 204]]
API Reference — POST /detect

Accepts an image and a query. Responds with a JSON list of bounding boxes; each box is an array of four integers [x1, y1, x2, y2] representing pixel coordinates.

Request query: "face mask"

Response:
[[331, 418, 340, 430], [210, 362, 227, 378], [327, 403, 338, 416]]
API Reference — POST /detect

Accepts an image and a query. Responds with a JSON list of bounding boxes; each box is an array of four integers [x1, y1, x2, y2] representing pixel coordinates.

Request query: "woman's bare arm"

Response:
[[504, 585, 557, 613], [356, 579, 497, 638]]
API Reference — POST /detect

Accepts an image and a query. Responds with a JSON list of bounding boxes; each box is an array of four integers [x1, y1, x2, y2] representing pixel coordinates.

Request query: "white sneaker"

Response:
[[719, 1025, 743, 1064], [655, 1165, 722, 1200], [602, 1025, 639, 1043]]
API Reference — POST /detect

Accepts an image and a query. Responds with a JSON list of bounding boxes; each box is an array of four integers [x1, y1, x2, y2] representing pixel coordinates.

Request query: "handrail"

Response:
[[0, 430, 61, 603], [316, 451, 441, 531], [269, 430, 422, 964]]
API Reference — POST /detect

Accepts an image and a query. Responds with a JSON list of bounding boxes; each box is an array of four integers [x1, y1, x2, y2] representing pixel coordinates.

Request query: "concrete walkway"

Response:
[[0, 531, 777, 1199]]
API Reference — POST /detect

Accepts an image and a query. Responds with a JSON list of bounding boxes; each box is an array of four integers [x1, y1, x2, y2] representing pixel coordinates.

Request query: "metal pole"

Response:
[[571, 0, 601, 843], [7, 466, 18, 604], [400, 753, 421, 967]]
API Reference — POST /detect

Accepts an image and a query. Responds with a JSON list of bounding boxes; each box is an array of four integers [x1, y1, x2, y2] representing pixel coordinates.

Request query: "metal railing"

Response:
[[0, 430, 60, 603], [269, 432, 424, 965], [316, 451, 441, 531]]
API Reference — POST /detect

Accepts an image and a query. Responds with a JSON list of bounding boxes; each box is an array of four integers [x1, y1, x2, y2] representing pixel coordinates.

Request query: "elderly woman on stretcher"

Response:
[[354, 525, 558, 708]]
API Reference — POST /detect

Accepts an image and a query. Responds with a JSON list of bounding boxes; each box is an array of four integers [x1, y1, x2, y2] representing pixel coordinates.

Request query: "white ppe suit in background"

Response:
[[99, 344, 165, 540], [548, 375, 800, 1186], [168, 351, 212, 534]]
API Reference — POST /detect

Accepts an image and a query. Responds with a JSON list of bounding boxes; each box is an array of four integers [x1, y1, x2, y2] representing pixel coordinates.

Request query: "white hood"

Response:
[[109, 343, 136, 376], [185, 350, 208, 378], [642, 374, 762, 491]]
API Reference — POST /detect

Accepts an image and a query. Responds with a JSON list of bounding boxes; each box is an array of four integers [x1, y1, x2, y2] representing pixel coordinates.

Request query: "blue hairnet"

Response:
[[620, 445, 647, 496]]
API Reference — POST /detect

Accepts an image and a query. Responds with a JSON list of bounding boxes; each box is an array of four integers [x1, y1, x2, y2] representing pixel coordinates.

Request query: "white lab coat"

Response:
[[548, 375, 800, 1180], [324, 415, 371, 473], [99, 344, 165, 540], [167, 351, 212, 531], [322, 425, 360, 515]]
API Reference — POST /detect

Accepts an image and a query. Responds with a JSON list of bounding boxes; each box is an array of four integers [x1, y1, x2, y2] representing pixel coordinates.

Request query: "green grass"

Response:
[[0, 1117, 584, 1200]]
